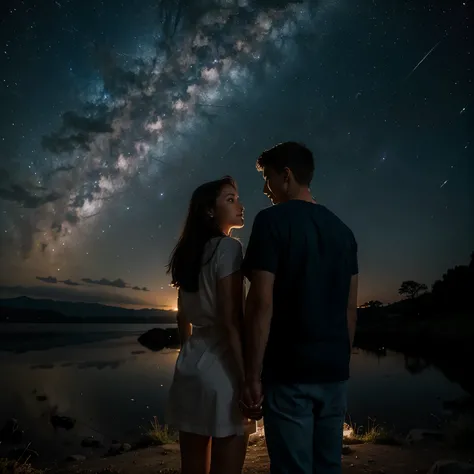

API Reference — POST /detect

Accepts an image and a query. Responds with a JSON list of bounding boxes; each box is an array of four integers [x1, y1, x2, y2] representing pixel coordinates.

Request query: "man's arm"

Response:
[[242, 210, 279, 386], [244, 270, 275, 382], [347, 274, 358, 350]]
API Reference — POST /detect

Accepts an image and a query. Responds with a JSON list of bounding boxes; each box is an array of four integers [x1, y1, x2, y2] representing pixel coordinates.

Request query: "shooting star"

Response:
[[220, 141, 237, 160], [440, 179, 448, 189], [405, 40, 442, 81]]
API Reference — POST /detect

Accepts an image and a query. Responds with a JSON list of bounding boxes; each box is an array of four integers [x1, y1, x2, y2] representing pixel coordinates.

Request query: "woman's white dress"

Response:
[[166, 236, 256, 438]]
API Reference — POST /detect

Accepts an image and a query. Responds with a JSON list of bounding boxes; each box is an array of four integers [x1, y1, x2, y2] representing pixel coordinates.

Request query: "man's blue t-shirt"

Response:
[[242, 200, 358, 384]]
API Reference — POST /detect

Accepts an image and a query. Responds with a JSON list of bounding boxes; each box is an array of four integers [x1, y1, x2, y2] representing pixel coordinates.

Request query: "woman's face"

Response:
[[213, 184, 244, 234]]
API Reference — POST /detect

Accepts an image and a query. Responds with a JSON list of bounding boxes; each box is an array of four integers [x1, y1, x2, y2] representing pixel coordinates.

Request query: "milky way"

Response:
[[1, 0, 471, 306], [1, 0, 341, 262]]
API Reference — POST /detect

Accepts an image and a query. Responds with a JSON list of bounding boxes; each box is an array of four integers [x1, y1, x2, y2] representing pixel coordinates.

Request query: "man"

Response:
[[241, 142, 358, 474]]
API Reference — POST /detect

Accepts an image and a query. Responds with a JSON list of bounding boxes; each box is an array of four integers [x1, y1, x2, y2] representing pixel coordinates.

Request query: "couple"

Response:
[[166, 142, 359, 474]]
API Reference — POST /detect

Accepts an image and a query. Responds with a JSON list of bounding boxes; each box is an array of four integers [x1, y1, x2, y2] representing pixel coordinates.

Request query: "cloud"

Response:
[[62, 279, 80, 286], [36, 276, 81, 286], [36, 275, 149, 291], [0, 167, 10, 183], [36, 276, 58, 284], [82, 278, 151, 291], [62, 111, 114, 134], [41, 111, 114, 154], [0, 183, 61, 208], [41, 132, 91, 154], [0, 284, 151, 306], [46, 165, 75, 178], [81, 277, 128, 288], [257, 0, 305, 6]]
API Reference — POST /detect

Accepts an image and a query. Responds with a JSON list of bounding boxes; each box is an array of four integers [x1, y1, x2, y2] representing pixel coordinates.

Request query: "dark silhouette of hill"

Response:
[[357, 250, 474, 326], [354, 251, 474, 394], [0, 296, 176, 323]]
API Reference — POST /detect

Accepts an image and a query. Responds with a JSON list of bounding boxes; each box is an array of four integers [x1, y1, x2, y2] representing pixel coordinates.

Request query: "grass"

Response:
[[136, 416, 177, 448], [0, 459, 43, 474], [343, 419, 402, 446], [92, 470, 121, 474], [77, 469, 121, 474]]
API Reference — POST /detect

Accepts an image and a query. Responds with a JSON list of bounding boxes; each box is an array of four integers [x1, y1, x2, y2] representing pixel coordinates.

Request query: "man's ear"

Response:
[[283, 167, 291, 183]]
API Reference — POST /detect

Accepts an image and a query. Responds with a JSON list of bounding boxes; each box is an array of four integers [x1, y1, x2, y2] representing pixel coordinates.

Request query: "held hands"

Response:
[[239, 379, 264, 421]]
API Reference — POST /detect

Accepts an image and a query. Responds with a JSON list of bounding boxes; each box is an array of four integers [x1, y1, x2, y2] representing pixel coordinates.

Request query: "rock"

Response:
[[50, 414, 76, 430], [7, 446, 39, 460], [108, 442, 132, 456], [138, 328, 179, 352], [0, 418, 24, 444], [342, 445, 353, 455], [427, 460, 474, 474], [108, 443, 121, 455], [406, 428, 444, 444], [443, 396, 474, 415], [81, 436, 104, 448], [66, 454, 86, 462]]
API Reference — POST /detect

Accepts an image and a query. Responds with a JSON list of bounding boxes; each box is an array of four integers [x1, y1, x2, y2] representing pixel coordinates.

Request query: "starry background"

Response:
[[0, 0, 472, 310]]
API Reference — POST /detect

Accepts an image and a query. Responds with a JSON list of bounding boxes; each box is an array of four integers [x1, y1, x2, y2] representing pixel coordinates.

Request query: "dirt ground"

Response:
[[52, 438, 473, 474]]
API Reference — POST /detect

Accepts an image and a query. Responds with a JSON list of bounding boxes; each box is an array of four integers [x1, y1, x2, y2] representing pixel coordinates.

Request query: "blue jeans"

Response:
[[263, 381, 347, 474]]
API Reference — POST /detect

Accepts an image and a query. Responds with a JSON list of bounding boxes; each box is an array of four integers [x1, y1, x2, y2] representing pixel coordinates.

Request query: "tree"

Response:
[[398, 280, 428, 299], [361, 300, 383, 308], [432, 262, 472, 312]]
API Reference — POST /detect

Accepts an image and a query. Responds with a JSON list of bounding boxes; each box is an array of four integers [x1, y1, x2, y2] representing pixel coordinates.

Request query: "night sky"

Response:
[[0, 0, 472, 310]]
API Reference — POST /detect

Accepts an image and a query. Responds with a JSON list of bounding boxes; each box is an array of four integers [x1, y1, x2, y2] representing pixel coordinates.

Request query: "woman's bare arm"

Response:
[[176, 292, 192, 348], [217, 270, 245, 383]]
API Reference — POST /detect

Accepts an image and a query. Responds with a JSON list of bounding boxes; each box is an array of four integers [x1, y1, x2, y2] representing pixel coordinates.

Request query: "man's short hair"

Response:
[[256, 142, 314, 186]]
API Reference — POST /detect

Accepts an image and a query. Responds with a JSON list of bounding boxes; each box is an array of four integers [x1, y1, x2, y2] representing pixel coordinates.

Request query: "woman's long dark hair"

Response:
[[167, 176, 236, 292]]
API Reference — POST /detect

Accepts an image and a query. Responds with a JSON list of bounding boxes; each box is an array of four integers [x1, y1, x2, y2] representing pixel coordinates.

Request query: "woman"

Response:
[[166, 176, 255, 474]]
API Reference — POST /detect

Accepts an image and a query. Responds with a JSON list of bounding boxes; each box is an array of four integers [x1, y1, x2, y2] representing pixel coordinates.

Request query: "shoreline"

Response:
[[2, 324, 473, 473], [3, 386, 472, 473], [13, 430, 473, 474]]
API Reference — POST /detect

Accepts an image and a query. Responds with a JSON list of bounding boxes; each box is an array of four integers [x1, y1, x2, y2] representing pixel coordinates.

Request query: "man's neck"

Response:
[[288, 187, 315, 203]]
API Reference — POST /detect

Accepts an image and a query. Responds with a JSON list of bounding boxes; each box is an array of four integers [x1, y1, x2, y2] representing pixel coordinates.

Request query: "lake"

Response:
[[0, 323, 468, 465]]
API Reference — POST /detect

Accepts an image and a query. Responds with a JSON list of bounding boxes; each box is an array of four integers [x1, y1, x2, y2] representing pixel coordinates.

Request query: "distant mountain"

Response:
[[0, 296, 176, 323]]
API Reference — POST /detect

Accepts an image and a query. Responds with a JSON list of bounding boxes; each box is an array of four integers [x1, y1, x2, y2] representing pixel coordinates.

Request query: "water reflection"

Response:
[[404, 356, 431, 375], [0, 326, 178, 464], [0, 323, 171, 353], [355, 348, 432, 375], [30, 360, 130, 371], [31, 364, 56, 370], [0, 324, 468, 465], [357, 343, 474, 395]]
